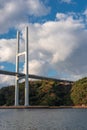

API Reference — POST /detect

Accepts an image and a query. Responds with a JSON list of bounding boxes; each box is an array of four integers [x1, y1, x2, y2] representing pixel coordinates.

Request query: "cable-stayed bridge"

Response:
[[0, 70, 73, 83], [0, 27, 73, 106]]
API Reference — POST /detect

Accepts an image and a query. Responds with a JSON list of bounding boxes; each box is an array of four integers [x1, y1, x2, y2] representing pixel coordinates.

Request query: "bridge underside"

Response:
[[0, 70, 73, 83]]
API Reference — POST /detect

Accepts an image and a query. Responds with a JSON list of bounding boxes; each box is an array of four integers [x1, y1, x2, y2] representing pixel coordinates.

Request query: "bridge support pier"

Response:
[[15, 27, 29, 106], [25, 27, 29, 106], [15, 30, 20, 106], [15, 79, 19, 106]]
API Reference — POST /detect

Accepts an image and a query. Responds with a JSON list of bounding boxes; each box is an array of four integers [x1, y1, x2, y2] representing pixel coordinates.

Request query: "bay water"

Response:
[[0, 108, 87, 130]]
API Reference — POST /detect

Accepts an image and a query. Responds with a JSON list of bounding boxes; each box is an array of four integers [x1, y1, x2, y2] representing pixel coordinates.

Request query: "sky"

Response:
[[0, 0, 87, 87]]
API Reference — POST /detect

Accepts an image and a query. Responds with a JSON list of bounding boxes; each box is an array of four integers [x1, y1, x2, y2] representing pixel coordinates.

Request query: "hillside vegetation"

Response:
[[0, 78, 87, 106], [71, 77, 87, 105]]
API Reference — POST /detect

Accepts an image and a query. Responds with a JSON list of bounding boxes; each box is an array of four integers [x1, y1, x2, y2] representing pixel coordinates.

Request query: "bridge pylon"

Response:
[[15, 27, 29, 106]]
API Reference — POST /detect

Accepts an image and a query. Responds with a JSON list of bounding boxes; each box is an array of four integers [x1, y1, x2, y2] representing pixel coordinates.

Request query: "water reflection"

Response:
[[0, 109, 87, 130]]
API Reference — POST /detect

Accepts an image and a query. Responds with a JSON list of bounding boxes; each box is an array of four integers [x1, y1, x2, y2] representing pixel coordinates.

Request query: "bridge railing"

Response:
[[0, 70, 73, 83]]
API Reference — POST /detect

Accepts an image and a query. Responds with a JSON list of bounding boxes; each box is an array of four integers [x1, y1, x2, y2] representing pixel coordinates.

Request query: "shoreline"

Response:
[[0, 105, 87, 109]]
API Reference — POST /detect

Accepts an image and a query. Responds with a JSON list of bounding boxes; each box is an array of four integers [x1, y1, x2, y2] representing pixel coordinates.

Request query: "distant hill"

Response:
[[71, 77, 87, 106], [0, 80, 73, 106], [0, 78, 87, 106]]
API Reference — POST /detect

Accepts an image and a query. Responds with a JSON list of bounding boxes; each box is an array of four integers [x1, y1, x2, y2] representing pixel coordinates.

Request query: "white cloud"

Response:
[[60, 0, 72, 4], [0, 75, 15, 87], [1, 11, 87, 87], [0, 0, 50, 34], [56, 12, 84, 22], [84, 9, 87, 16], [0, 39, 16, 63], [22, 60, 49, 75], [18, 14, 87, 79], [83, 9, 87, 22], [26, 0, 50, 16], [0, 65, 4, 69], [56, 13, 68, 20]]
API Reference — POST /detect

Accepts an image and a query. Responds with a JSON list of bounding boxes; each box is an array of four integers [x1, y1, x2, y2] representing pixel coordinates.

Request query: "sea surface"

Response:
[[0, 108, 87, 130]]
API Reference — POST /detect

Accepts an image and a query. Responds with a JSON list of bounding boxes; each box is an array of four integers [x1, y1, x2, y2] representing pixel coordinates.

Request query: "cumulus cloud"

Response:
[[0, 75, 15, 87], [22, 60, 49, 75], [1, 11, 87, 87], [19, 13, 87, 79], [56, 13, 68, 20], [0, 0, 50, 34], [0, 39, 16, 63]]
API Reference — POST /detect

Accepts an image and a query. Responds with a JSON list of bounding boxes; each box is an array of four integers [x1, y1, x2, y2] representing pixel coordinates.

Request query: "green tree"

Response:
[[71, 77, 87, 105]]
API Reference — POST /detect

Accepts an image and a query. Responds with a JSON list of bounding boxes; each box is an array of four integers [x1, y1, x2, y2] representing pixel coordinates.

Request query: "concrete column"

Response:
[[15, 31, 20, 106], [25, 27, 29, 106]]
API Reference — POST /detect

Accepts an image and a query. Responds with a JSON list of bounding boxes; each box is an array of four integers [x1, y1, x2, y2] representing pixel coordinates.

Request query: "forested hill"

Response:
[[0, 78, 87, 106]]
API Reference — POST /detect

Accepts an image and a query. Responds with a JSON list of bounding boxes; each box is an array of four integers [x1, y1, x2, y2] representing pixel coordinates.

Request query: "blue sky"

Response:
[[0, 0, 87, 87]]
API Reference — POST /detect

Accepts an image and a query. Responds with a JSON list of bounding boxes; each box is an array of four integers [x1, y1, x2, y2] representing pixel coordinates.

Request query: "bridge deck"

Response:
[[0, 70, 73, 83]]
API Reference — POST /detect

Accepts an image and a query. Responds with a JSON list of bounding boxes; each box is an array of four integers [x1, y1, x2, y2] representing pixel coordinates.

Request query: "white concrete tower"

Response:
[[15, 31, 20, 106], [15, 27, 29, 106], [25, 27, 29, 106]]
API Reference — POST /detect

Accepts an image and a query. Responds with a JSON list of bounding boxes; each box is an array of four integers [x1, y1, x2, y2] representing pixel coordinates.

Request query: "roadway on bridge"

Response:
[[0, 70, 73, 83]]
